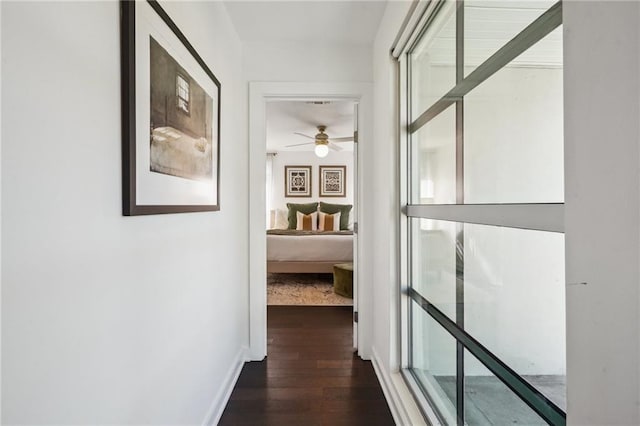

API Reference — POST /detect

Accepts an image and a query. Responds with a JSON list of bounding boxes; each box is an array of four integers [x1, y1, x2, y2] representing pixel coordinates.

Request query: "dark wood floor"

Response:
[[219, 306, 395, 426]]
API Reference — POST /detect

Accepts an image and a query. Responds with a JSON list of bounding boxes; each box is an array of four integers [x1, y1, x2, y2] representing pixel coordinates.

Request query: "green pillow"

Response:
[[319, 202, 352, 230], [287, 202, 318, 229]]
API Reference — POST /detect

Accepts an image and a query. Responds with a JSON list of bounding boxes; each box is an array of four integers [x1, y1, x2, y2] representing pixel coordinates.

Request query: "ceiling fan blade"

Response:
[[293, 132, 315, 139], [285, 141, 315, 148], [328, 142, 343, 152], [329, 136, 354, 142]]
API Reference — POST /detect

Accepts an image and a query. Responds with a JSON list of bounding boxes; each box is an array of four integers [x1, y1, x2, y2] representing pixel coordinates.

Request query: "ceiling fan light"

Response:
[[315, 144, 329, 158]]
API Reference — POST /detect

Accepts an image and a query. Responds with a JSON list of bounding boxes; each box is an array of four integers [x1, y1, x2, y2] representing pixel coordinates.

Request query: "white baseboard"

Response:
[[201, 346, 249, 426], [371, 348, 431, 426]]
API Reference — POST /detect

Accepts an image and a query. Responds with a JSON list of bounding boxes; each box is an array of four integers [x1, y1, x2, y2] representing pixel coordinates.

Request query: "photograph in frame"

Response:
[[121, 0, 221, 215], [285, 166, 312, 198], [319, 165, 346, 197]]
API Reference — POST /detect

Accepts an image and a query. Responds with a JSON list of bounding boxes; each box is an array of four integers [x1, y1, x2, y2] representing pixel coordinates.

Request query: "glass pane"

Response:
[[464, 0, 558, 76], [410, 1, 456, 119], [464, 26, 563, 203], [464, 223, 566, 410], [410, 301, 457, 424], [410, 104, 456, 205], [410, 218, 458, 321], [464, 351, 548, 425]]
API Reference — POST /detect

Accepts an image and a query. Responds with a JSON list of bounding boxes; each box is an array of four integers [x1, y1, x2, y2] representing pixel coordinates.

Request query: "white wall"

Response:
[[1, 1, 248, 424], [270, 151, 354, 213], [371, 0, 405, 374], [243, 41, 372, 82], [564, 2, 640, 424], [370, 2, 429, 425]]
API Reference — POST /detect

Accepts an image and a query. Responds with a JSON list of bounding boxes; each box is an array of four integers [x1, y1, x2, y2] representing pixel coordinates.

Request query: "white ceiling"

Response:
[[266, 101, 355, 152], [223, 1, 387, 45]]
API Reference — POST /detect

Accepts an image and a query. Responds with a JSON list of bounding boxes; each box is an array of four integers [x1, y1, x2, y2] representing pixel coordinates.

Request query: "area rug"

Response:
[[267, 273, 353, 306]]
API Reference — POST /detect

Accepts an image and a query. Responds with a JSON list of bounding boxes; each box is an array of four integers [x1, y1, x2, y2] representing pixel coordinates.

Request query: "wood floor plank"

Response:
[[219, 306, 395, 425]]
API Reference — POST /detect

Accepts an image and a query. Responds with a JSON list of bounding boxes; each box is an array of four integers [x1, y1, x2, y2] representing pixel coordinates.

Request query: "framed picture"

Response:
[[319, 166, 346, 197], [285, 166, 312, 197], [121, 0, 221, 215]]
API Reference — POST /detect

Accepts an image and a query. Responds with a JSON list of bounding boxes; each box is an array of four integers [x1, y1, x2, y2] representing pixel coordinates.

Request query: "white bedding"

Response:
[[267, 233, 353, 262]]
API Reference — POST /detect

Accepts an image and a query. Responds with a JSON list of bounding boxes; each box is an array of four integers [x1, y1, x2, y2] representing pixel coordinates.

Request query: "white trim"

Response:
[[398, 51, 411, 372], [352, 102, 360, 352], [248, 83, 268, 361], [201, 346, 249, 426], [248, 81, 373, 360], [400, 368, 445, 425], [406, 203, 565, 233], [0, 2, 3, 422], [391, 0, 438, 59], [371, 348, 431, 426]]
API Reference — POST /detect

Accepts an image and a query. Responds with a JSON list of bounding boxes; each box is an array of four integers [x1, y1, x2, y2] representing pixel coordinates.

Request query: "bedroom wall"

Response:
[[1, 1, 248, 424], [269, 150, 355, 222]]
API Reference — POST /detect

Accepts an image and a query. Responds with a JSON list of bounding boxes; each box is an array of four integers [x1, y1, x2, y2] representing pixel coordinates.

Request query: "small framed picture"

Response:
[[319, 166, 346, 197], [285, 166, 312, 197]]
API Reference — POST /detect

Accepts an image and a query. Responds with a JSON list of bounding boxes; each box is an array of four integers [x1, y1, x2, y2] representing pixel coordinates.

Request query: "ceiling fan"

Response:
[[286, 125, 354, 157]]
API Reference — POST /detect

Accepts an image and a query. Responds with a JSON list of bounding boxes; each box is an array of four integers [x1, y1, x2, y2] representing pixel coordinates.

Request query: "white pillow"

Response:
[[269, 209, 276, 229], [318, 211, 341, 231], [296, 211, 318, 231], [274, 208, 289, 229]]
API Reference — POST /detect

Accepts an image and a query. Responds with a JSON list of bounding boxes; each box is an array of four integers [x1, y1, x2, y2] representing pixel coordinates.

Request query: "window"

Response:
[[399, 1, 565, 425], [176, 73, 190, 114]]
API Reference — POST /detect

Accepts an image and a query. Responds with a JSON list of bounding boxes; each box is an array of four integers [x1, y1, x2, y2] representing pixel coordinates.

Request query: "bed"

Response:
[[267, 229, 353, 273]]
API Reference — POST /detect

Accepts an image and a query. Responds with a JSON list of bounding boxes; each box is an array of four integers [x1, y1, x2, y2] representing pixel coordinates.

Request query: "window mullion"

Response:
[[455, 2, 465, 425], [406, 203, 565, 233]]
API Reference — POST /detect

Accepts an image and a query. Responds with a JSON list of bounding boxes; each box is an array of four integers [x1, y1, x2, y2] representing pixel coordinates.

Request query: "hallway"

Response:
[[219, 306, 395, 425]]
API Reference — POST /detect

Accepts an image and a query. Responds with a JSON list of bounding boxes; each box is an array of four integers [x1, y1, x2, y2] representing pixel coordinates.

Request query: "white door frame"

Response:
[[248, 81, 373, 361]]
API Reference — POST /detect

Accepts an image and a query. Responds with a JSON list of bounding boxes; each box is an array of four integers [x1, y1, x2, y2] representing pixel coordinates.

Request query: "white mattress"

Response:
[[267, 233, 353, 262]]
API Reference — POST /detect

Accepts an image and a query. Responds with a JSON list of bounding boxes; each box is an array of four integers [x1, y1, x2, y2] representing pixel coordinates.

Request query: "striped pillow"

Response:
[[318, 211, 341, 231], [296, 211, 318, 231]]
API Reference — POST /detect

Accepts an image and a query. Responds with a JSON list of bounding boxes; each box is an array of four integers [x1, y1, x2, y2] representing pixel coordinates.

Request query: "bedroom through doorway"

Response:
[[265, 100, 357, 308]]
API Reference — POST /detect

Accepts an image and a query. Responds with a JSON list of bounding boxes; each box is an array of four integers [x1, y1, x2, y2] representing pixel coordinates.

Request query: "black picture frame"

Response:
[[121, 0, 221, 215]]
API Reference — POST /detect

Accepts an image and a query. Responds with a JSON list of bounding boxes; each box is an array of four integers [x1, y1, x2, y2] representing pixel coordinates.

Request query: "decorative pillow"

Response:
[[287, 202, 318, 229], [319, 202, 352, 230], [274, 209, 289, 230], [318, 211, 341, 231], [296, 211, 318, 231]]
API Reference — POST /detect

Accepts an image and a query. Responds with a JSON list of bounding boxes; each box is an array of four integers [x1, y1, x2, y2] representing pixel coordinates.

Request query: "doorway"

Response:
[[265, 99, 356, 304], [247, 82, 372, 361]]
